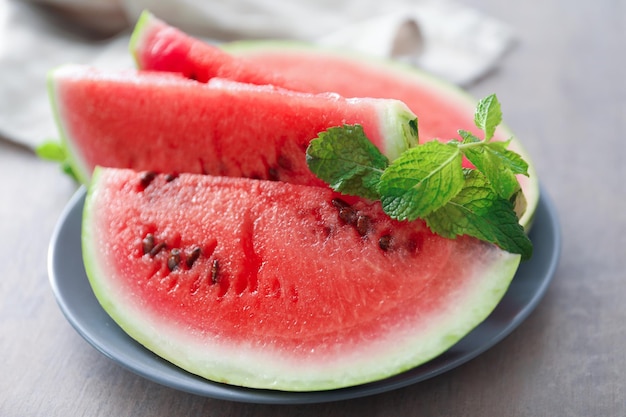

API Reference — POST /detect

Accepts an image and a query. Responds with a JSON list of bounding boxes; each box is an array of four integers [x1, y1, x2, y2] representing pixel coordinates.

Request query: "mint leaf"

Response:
[[36, 139, 79, 181], [306, 124, 388, 200], [378, 141, 464, 220], [425, 170, 532, 260], [61, 161, 79, 182], [483, 141, 529, 175], [35, 140, 66, 161], [459, 131, 528, 199], [457, 130, 481, 145], [474, 94, 502, 141]]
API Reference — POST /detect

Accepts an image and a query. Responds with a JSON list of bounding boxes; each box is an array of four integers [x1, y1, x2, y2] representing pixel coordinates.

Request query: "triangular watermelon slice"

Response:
[[130, 10, 308, 91], [49, 66, 417, 184], [84, 166, 521, 391]]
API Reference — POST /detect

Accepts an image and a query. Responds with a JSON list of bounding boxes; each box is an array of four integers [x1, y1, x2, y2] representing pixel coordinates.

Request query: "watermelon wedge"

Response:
[[129, 15, 539, 230], [84, 166, 521, 391], [49, 66, 417, 184], [130, 10, 308, 91]]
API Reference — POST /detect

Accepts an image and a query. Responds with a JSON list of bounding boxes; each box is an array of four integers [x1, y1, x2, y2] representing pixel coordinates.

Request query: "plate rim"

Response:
[[47, 185, 561, 404]]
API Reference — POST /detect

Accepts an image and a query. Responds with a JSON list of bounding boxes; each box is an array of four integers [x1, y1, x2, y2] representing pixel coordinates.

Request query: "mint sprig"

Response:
[[36, 139, 78, 181], [306, 94, 533, 260]]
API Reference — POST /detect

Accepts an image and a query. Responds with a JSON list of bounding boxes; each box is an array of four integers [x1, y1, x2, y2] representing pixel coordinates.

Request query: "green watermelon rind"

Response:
[[128, 10, 153, 69], [47, 66, 92, 185], [222, 40, 540, 231], [83, 166, 521, 392]]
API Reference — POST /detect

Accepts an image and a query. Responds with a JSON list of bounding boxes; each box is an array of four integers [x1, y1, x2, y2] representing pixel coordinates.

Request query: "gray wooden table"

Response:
[[1, 1, 624, 415]]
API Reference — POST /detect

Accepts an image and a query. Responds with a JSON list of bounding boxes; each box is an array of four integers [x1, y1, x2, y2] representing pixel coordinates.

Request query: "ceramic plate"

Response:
[[48, 186, 560, 404]]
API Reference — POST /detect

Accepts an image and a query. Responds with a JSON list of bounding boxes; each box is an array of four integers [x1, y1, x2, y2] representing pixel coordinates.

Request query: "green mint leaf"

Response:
[[61, 161, 79, 182], [35, 140, 66, 162], [378, 141, 464, 221], [425, 169, 533, 260], [36, 139, 79, 181], [474, 94, 502, 141], [457, 129, 481, 144], [306, 124, 388, 200], [483, 140, 529, 175], [459, 130, 528, 200]]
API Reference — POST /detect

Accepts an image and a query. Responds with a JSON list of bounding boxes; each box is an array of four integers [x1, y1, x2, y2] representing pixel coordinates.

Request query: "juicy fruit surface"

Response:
[[51, 66, 415, 184], [84, 167, 520, 391]]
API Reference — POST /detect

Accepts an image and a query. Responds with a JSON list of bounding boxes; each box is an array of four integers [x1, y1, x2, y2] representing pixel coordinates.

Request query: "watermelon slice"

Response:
[[84, 166, 521, 391], [130, 10, 308, 91], [129, 15, 539, 230], [49, 66, 417, 184]]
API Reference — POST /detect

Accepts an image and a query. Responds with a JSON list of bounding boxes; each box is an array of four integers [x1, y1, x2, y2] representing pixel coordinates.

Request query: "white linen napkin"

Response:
[[0, 0, 515, 149]]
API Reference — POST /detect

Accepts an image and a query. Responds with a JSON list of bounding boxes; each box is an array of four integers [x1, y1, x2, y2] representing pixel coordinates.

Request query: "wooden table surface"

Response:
[[1, 1, 624, 415]]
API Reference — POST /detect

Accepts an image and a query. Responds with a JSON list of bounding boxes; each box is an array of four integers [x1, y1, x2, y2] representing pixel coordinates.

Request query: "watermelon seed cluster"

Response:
[[139, 170, 178, 190], [137, 171, 224, 287], [329, 197, 428, 254], [331, 197, 395, 252], [142, 230, 221, 287], [136, 171, 423, 297], [142, 232, 208, 272]]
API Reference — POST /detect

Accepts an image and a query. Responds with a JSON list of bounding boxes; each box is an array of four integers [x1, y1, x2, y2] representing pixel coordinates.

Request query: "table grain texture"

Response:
[[1, 0, 624, 416]]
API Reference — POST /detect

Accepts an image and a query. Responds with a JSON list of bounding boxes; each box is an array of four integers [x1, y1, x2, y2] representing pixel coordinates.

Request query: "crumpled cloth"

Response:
[[0, 0, 516, 148]]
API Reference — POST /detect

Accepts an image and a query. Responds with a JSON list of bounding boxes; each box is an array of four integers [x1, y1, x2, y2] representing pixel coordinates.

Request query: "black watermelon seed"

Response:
[[210, 259, 220, 284], [378, 234, 392, 251], [168, 249, 181, 271], [165, 173, 178, 182], [142, 233, 155, 255], [356, 215, 371, 236], [268, 167, 280, 181], [338, 207, 357, 225], [331, 198, 350, 209], [186, 247, 201, 268], [149, 242, 166, 257], [139, 171, 157, 189]]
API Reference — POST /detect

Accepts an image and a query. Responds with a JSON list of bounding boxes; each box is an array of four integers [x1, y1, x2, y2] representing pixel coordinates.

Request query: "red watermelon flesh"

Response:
[[84, 166, 520, 391], [50, 65, 417, 184], [130, 11, 308, 91]]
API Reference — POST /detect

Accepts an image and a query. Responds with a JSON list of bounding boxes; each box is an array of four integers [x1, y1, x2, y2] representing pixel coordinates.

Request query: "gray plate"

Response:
[[48, 186, 560, 404]]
